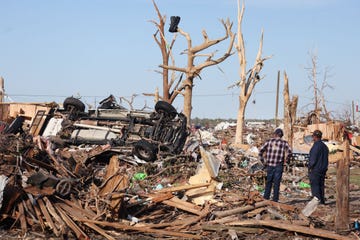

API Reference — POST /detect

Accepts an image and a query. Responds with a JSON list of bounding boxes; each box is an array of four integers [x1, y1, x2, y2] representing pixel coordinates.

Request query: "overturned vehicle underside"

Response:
[[41, 95, 189, 161]]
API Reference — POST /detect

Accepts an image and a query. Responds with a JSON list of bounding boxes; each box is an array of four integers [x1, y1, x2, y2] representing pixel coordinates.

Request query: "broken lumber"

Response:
[[37, 198, 60, 237], [201, 224, 263, 234], [79, 219, 201, 239], [228, 219, 350, 240], [154, 183, 210, 193], [212, 200, 269, 218], [162, 196, 203, 215]]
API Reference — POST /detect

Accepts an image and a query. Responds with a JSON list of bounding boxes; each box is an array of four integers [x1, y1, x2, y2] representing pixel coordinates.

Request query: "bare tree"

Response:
[[233, 0, 271, 144], [149, 1, 235, 125], [305, 51, 333, 124], [319, 67, 334, 121]]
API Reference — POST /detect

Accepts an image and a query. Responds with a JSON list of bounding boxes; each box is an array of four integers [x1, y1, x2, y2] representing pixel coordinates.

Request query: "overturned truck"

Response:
[[39, 95, 189, 161]]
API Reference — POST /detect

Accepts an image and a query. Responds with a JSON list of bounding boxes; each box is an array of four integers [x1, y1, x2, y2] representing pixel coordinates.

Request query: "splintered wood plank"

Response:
[[78, 218, 201, 239], [145, 216, 199, 228], [56, 206, 89, 240], [246, 207, 266, 218], [83, 223, 115, 240], [55, 203, 114, 240], [23, 199, 37, 227], [98, 155, 129, 210], [228, 220, 350, 240], [179, 201, 211, 229], [212, 200, 269, 218], [154, 183, 210, 193], [55, 197, 96, 219], [32, 200, 46, 231], [146, 192, 174, 203], [18, 202, 27, 235], [43, 197, 65, 233], [37, 198, 60, 237], [55, 201, 96, 220], [202, 224, 263, 234], [162, 197, 202, 216]]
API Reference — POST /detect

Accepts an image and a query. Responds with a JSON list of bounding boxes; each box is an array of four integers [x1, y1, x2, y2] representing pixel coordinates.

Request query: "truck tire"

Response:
[[155, 101, 177, 119], [63, 97, 85, 112], [133, 140, 158, 162]]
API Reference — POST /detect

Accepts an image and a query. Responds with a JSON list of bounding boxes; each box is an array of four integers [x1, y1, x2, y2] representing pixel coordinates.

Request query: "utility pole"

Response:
[[0, 76, 4, 103], [275, 71, 280, 126], [335, 140, 350, 233], [352, 100, 355, 125]]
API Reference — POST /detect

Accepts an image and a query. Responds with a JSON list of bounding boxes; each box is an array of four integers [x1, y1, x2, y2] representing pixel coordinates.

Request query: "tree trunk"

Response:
[[235, 97, 247, 144], [183, 81, 193, 126], [283, 72, 298, 148]]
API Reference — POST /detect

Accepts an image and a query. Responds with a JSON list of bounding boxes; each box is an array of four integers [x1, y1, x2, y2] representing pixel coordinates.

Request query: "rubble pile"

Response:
[[0, 97, 359, 239]]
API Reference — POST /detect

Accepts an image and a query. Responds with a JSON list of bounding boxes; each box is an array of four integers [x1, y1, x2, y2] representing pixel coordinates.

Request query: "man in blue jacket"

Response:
[[308, 130, 329, 204]]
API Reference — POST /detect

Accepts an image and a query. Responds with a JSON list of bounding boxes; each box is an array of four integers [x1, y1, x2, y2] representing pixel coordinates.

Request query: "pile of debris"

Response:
[[0, 97, 359, 239]]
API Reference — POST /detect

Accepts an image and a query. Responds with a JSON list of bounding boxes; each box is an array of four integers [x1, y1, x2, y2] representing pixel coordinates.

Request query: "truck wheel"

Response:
[[133, 140, 158, 161], [56, 179, 72, 197], [155, 101, 177, 119], [63, 97, 85, 112]]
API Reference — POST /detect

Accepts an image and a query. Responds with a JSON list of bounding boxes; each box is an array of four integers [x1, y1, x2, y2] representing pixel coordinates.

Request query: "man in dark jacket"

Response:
[[308, 130, 329, 204], [259, 128, 292, 202]]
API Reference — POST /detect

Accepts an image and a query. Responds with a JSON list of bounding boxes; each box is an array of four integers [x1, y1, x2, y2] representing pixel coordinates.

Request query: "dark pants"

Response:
[[309, 171, 326, 203], [264, 165, 283, 202]]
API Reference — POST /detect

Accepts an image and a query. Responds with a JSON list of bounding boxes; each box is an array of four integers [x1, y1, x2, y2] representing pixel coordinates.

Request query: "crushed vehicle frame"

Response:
[[39, 95, 189, 161]]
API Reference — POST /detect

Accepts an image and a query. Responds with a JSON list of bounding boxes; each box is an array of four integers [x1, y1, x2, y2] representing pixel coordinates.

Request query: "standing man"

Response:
[[308, 130, 329, 204], [259, 128, 292, 202]]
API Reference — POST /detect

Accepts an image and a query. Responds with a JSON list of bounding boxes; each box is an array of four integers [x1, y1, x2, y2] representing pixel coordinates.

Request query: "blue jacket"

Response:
[[309, 140, 329, 174]]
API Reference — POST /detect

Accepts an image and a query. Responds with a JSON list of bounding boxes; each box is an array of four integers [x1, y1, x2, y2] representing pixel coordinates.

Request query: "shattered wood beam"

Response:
[[212, 200, 268, 218], [22, 199, 38, 225], [78, 219, 201, 239], [18, 202, 27, 236], [227, 220, 350, 240], [179, 202, 211, 229], [146, 216, 199, 228], [162, 197, 203, 215], [56, 206, 89, 240], [154, 183, 210, 193], [145, 192, 174, 203], [201, 224, 262, 234], [43, 197, 66, 233], [32, 200, 46, 231], [55, 197, 97, 219], [55, 203, 115, 240], [37, 199, 61, 237], [335, 140, 350, 232], [98, 155, 129, 211]]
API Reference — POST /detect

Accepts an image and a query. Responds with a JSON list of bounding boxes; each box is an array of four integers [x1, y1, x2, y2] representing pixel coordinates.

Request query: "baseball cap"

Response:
[[312, 130, 322, 138], [274, 128, 283, 138]]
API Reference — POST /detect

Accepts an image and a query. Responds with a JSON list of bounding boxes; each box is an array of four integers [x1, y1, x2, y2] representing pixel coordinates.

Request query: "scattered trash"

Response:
[[302, 196, 320, 217]]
